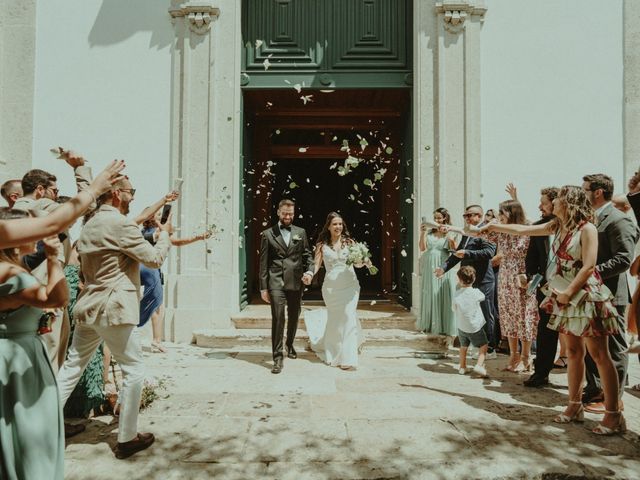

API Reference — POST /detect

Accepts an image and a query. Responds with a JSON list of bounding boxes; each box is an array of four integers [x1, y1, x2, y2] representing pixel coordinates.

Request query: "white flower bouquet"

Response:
[[346, 242, 379, 275]]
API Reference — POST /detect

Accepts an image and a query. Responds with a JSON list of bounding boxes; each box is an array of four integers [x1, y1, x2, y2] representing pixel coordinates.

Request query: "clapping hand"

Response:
[[453, 250, 466, 259]]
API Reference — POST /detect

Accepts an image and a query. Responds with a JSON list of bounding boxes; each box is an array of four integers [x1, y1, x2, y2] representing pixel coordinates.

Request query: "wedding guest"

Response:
[[483, 186, 625, 435], [581, 174, 638, 414], [435, 205, 498, 355], [14, 153, 93, 373], [1, 179, 22, 208], [417, 208, 458, 336], [57, 176, 172, 459], [625, 171, 640, 357], [138, 204, 210, 353], [517, 186, 561, 387], [0, 211, 68, 480], [0, 160, 125, 248], [484, 209, 498, 223], [63, 242, 106, 418], [455, 200, 539, 372], [453, 266, 489, 377]]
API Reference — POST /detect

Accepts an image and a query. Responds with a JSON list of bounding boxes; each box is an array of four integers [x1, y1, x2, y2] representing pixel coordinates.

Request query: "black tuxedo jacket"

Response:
[[259, 224, 314, 292], [595, 203, 639, 306], [442, 235, 496, 287]]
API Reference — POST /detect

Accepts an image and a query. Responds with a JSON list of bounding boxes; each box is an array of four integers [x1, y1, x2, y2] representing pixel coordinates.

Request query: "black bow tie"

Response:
[[280, 225, 291, 232]]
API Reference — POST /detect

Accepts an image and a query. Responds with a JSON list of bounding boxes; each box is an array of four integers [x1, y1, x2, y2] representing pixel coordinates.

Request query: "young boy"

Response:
[[452, 266, 489, 377]]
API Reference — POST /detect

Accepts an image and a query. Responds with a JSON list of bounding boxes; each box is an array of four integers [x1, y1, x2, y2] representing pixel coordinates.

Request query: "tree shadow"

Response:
[[88, 0, 174, 49]]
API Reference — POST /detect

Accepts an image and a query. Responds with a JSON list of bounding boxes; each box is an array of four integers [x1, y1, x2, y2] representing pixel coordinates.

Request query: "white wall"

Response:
[[481, 0, 623, 218], [32, 0, 174, 238]]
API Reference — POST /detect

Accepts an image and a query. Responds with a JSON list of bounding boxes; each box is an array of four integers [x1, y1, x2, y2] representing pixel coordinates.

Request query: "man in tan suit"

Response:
[[57, 177, 172, 459], [14, 155, 93, 373]]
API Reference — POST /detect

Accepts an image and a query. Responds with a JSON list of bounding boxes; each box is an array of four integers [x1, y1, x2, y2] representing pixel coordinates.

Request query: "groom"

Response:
[[260, 199, 314, 374]]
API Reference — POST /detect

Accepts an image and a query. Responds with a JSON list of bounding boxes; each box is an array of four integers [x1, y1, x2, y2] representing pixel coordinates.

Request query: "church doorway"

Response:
[[242, 89, 412, 303]]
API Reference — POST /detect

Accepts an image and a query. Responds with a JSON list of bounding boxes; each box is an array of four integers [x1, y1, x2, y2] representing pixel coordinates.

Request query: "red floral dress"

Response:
[[541, 223, 618, 337], [486, 232, 539, 341]]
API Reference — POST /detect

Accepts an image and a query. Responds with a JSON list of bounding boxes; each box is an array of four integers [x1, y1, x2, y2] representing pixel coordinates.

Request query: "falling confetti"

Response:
[[400, 249, 407, 257], [298, 147, 308, 153], [255, 39, 264, 49]]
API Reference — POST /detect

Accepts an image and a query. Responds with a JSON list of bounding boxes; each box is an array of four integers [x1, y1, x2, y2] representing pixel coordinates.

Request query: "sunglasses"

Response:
[[462, 213, 479, 218]]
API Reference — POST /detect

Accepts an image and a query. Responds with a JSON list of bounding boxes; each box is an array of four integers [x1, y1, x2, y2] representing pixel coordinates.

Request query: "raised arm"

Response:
[[485, 221, 554, 237], [0, 160, 124, 248], [170, 230, 212, 247], [133, 190, 179, 225]]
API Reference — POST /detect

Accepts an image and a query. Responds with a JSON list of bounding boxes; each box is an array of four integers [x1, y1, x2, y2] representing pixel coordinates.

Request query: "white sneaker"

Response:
[[485, 351, 498, 360], [473, 365, 488, 377], [458, 367, 467, 375]]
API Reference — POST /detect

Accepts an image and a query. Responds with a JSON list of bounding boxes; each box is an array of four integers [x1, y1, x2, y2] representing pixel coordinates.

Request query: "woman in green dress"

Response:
[[0, 208, 68, 480], [417, 208, 459, 335]]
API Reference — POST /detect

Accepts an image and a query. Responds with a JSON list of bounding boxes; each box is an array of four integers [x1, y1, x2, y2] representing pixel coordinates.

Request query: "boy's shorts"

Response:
[[458, 328, 488, 348]]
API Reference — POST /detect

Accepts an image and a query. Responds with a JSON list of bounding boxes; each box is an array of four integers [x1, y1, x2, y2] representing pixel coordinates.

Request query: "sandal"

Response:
[[553, 400, 584, 424], [151, 341, 167, 353], [592, 411, 627, 435], [553, 356, 568, 369]]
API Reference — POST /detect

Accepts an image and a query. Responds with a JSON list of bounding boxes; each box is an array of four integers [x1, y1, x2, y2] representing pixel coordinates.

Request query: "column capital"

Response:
[[435, 1, 487, 34], [169, 1, 220, 35]]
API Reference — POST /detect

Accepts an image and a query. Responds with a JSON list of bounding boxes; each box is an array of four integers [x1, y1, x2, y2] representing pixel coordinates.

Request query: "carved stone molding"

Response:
[[169, 2, 220, 35], [435, 1, 487, 34]]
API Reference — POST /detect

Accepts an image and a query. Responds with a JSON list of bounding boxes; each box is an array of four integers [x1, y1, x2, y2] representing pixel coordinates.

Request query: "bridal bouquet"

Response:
[[346, 242, 379, 275]]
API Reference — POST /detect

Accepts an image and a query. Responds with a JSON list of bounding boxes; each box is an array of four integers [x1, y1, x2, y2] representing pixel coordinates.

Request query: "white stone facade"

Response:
[[0, 0, 632, 340]]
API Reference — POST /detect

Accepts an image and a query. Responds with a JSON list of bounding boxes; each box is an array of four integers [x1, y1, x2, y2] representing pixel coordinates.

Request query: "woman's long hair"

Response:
[[316, 212, 352, 247], [0, 207, 30, 266], [498, 200, 527, 225], [553, 185, 594, 233]]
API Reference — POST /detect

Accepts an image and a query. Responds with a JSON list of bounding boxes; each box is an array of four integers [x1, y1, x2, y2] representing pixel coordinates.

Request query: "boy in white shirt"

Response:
[[453, 266, 489, 377]]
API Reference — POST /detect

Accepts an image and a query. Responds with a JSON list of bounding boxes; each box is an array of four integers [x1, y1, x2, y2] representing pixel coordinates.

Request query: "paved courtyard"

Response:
[[64, 344, 640, 479]]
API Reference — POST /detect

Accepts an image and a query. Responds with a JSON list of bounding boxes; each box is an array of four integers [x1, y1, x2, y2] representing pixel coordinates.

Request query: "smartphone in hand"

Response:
[[160, 204, 172, 224]]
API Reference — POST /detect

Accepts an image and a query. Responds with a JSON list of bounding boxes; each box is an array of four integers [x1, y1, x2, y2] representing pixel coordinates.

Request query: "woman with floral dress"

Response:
[[482, 186, 624, 435]]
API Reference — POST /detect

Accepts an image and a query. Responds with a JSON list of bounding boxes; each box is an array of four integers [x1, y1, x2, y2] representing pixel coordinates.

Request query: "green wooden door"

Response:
[[242, 0, 412, 88]]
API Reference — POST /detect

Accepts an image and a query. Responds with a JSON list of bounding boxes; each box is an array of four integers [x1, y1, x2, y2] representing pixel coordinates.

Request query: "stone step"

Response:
[[231, 304, 417, 330], [193, 328, 449, 352]]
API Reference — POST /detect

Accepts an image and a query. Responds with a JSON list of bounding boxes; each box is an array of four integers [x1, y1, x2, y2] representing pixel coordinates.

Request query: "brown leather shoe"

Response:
[[584, 400, 624, 415], [114, 432, 155, 459]]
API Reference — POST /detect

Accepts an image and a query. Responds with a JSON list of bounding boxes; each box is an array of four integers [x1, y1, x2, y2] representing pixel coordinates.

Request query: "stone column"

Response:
[[624, 0, 640, 184], [166, 0, 242, 341], [412, 0, 486, 315], [0, 0, 36, 183]]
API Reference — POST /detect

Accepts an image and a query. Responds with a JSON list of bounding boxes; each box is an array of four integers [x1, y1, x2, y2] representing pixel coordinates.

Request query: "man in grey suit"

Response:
[[581, 174, 639, 413], [260, 199, 314, 374], [57, 177, 172, 459]]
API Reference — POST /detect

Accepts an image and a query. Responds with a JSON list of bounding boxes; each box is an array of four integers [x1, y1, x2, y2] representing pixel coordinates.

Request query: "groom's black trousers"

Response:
[[270, 289, 303, 360]]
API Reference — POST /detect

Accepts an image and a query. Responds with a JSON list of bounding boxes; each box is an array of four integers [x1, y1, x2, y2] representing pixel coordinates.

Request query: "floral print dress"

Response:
[[541, 224, 618, 337], [486, 232, 539, 341]]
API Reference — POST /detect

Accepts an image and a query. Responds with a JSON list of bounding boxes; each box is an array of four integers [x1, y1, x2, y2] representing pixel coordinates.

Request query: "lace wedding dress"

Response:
[[305, 244, 364, 368]]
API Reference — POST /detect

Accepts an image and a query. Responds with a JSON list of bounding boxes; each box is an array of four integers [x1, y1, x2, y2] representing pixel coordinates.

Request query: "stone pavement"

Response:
[[65, 344, 640, 480]]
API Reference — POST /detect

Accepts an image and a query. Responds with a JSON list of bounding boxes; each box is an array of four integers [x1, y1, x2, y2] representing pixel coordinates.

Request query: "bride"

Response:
[[305, 212, 365, 370]]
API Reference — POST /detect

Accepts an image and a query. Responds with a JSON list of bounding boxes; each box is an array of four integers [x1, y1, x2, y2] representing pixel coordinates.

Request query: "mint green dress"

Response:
[[0, 272, 64, 480], [418, 233, 457, 336]]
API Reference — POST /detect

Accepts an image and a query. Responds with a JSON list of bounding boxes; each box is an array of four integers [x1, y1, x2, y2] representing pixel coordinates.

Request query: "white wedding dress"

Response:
[[305, 244, 364, 368]]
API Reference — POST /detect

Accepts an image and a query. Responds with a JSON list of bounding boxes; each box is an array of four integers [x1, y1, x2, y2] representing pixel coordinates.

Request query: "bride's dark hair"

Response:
[[316, 212, 353, 246]]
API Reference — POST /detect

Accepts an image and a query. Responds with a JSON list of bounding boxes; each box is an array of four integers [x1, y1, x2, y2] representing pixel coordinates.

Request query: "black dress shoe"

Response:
[[286, 346, 297, 359], [271, 358, 283, 374], [523, 375, 549, 388], [114, 432, 155, 459]]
